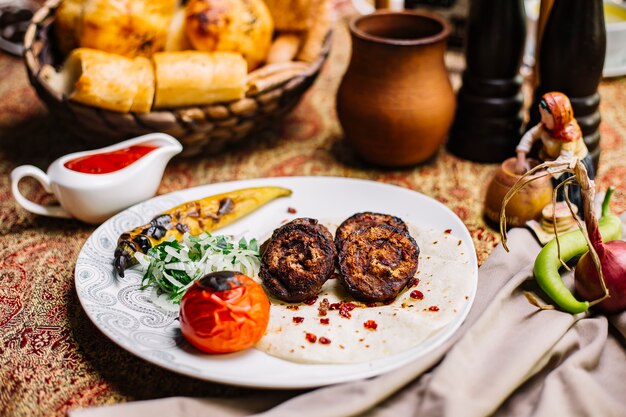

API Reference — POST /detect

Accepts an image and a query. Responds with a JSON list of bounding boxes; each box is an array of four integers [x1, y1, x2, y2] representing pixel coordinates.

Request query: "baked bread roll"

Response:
[[246, 61, 309, 95], [79, 0, 177, 57], [153, 51, 247, 108], [266, 33, 302, 64], [164, 8, 192, 52], [185, 0, 273, 70], [263, 0, 315, 31], [296, 0, 332, 63], [54, 48, 155, 113], [54, 0, 84, 56], [129, 57, 155, 113]]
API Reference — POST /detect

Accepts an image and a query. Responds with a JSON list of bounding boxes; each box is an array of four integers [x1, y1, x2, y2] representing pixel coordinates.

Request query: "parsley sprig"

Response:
[[135, 232, 261, 306]]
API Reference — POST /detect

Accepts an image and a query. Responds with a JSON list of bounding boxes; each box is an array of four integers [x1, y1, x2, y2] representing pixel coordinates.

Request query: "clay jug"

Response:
[[337, 10, 455, 167]]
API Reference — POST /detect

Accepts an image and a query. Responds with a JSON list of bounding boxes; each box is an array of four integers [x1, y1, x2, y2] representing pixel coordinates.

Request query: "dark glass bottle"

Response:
[[529, 0, 606, 169], [446, 0, 526, 163]]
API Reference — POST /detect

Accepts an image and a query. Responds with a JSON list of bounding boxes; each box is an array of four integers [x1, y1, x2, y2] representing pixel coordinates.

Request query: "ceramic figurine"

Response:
[[528, 0, 605, 169], [515, 91, 595, 214]]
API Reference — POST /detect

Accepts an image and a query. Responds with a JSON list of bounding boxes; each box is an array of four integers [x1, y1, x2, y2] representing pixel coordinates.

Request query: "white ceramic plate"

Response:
[[75, 176, 478, 389]]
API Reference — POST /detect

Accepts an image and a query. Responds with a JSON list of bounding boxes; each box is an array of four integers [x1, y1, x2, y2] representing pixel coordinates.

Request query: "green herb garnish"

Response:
[[134, 232, 261, 309]]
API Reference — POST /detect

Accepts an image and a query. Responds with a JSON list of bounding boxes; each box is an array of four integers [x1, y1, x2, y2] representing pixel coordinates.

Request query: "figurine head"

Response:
[[539, 92, 574, 132], [539, 92, 580, 143], [538, 102, 555, 130]]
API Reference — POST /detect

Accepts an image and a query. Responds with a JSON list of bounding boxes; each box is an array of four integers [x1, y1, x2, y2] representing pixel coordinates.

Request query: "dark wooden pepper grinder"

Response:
[[528, 0, 606, 170], [446, 0, 526, 163]]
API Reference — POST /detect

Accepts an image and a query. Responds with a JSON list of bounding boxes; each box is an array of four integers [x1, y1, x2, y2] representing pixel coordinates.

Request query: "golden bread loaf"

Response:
[[51, 48, 246, 112], [48, 0, 328, 113], [263, 0, 314, 31], [80, 0, 177, 58], [296, 0, 332, 63], [184, 0, 273, 70], [54, 0, 84, 56], [164, 8, 192, 52], [266, 33, 302, 64], [247, 61, 309, 95], [54, 0, 179, 58], [153, 51, 247, 108], [129, 57, 155, 113], [56, 48, 155, 113]]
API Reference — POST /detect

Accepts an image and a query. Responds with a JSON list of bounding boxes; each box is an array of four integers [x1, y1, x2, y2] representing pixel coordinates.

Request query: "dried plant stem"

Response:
[[523, 291, 556, 310], [499, 159, 610, 308], [499, 159, 571, 251], [551, 177, 578, 271]]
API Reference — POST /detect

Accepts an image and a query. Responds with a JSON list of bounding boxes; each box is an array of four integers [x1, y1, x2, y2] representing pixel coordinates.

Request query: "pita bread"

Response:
[[255, 222, 474, 364]]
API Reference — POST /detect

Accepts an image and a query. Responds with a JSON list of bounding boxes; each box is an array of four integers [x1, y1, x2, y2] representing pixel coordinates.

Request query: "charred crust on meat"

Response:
[[260, 218, 337, 302], [334, 212, 409, 252], [338, 224, 419, 302]]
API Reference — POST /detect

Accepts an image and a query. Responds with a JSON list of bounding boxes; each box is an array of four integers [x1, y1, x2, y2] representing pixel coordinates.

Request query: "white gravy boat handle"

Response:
[[10, 165, 73, 219]]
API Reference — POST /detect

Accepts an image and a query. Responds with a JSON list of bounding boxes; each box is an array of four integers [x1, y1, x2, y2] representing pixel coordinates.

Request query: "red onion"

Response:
[[574, 187, 626, 314]]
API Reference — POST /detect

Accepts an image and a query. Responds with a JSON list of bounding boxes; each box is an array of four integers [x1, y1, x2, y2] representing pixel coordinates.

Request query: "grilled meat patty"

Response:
[[338, 224, 419, 302], [334, 212, 409, 252], [260, 218, 337, 302]]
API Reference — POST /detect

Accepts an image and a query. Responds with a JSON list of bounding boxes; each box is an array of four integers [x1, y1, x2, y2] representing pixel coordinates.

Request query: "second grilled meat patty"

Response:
[[338, 224, 419, 302], [334, 212, 409, 252]]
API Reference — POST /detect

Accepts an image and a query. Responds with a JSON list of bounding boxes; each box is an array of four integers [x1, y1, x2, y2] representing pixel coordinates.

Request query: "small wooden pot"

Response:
[[484, 157, 554, 227]]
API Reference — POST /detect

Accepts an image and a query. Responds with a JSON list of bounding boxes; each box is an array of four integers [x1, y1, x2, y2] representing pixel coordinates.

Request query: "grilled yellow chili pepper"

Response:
[[113, 186, 292, 276]]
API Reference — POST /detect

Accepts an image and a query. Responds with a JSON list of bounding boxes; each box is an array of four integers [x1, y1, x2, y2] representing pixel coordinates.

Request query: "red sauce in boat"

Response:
[[64, 145, 158, 174]]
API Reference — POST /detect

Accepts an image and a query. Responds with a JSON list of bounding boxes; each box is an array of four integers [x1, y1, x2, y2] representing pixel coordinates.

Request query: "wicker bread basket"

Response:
[[23, 0, 331, 157]]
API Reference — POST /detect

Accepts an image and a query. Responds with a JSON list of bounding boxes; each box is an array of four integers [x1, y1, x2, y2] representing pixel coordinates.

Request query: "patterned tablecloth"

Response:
[[1, 3, 625, 416]]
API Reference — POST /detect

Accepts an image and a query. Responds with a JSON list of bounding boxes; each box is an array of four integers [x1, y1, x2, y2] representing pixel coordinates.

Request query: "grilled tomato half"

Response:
[[179, 271, 270, 353]]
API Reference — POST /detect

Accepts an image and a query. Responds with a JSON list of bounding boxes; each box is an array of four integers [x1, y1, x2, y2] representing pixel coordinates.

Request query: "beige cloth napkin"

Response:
[[70, 215, 626, 417]]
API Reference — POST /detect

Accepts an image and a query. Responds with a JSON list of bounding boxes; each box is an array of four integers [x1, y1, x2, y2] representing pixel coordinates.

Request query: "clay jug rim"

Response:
[[349, 10, 451, 46]]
